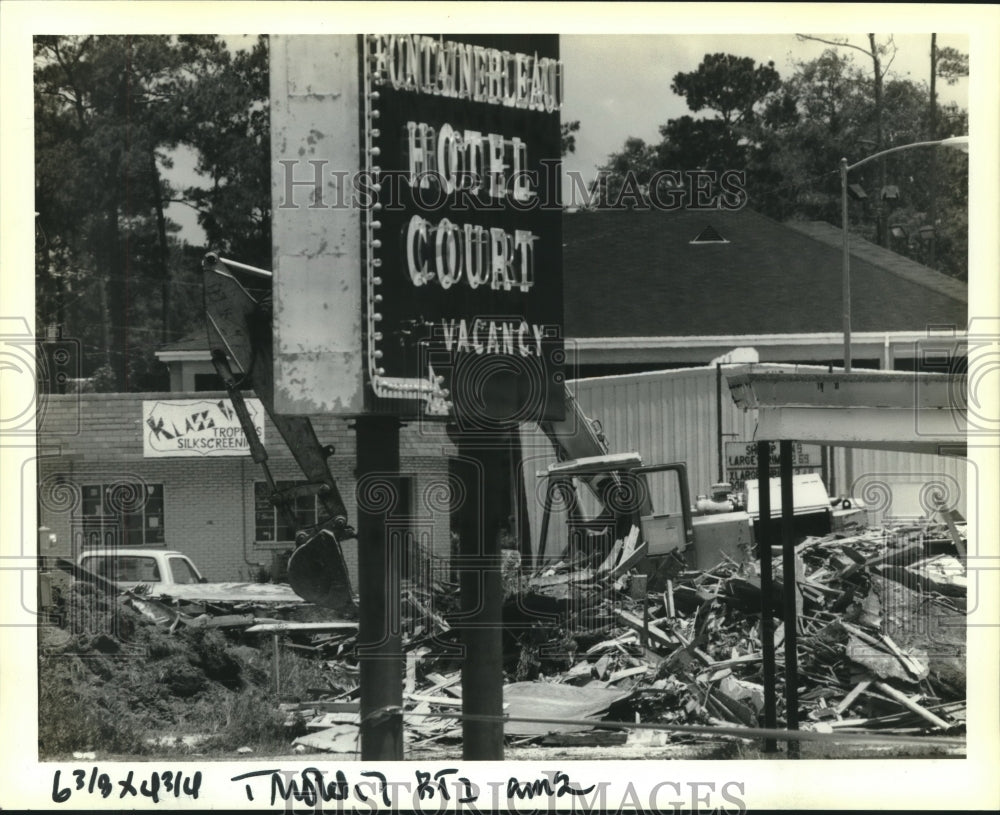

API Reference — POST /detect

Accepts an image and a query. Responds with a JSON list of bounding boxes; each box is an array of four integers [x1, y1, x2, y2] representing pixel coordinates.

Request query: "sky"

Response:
[[166, 32, 970, 242], [559, 33, 969, 183]]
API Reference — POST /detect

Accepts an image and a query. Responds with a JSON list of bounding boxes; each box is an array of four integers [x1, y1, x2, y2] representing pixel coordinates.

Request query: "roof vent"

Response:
[[690, 225, 729, 244]]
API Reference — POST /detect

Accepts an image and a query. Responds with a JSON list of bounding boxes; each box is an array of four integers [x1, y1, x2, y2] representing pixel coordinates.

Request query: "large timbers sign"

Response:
[[271, 35, 565, 423], [725, 440, 822, 493]]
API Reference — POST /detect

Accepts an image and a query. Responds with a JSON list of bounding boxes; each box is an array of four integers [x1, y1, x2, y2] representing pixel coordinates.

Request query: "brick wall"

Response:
[[36, 392, 458, 587]]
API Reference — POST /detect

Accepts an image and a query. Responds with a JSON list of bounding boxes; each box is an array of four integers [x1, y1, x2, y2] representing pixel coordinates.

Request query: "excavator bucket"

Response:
[[287, 530, 356, 615], [203, 253, 357, 612]]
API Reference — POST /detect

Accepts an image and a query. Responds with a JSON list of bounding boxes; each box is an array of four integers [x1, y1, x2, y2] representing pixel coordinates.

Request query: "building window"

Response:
[[194, 372, 253, 391], [79, 483, 165, 547], [254, 481, 321, 543], [689, 224, 729, 244], [194, 372, 224, 392]]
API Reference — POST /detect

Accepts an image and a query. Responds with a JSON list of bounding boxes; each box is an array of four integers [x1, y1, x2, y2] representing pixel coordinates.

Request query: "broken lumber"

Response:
[[833, 679, 872, 716], [615, 609, 680, 651], [872, 682, 951, 729], [840, 621, 926, 680]]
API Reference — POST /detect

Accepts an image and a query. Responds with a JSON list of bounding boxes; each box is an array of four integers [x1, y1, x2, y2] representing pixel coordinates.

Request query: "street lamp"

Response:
[[837, 135, 968, 498], [839, 136, 969, 371]]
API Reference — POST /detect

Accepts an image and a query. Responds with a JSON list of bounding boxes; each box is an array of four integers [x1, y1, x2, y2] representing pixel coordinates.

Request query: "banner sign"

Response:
[[724, 440, 822, 493], [142, 399, 264, 458], [361, 34, 565, 424]]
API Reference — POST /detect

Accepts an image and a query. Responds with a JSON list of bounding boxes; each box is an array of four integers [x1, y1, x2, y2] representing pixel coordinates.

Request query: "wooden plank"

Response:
[[840, 621, 926, 680], [423, 672, 462, 696], [405, 652, 418, 695], [585, 631, 638, 655], [615, 609, 678, 650], [705, 654, 763, 671], [833, 679, 871, 716], [872, 682, 951, 729], [879, 633, 928, 678], [245, 621, 359, 634], [611, 530, 646, 580], [935, 500, 967, 563], [597, 540, 624, 575], [405, 693, 466, 708], [607, 666, 651, 683], [194, 613, 257, 628]]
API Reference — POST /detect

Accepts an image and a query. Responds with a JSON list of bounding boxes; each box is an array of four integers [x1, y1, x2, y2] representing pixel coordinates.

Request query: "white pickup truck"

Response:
[[77, 548, 304, 604], [79, 548, 207, 590]]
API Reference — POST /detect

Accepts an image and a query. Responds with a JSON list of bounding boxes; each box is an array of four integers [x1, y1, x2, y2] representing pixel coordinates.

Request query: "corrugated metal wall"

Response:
[[571, 366, 751, 501], [521, 365, 967, 559], [839, 448, 967, 524]]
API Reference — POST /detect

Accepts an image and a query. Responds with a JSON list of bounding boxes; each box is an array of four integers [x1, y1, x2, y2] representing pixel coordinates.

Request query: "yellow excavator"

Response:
[[203, 253, 356, 613], [203, 253, 751, 609]]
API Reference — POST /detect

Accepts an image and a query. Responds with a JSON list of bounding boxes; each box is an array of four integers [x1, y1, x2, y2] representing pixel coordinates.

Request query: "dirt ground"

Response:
[[37, 547, 966, 762], [37, 580, 354, 759]]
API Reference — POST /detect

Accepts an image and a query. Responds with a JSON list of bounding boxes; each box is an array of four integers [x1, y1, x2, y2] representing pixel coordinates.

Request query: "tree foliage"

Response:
[[670, 53, 781, 125], [561, 120, 580, 156], [594, 43, 969, 279], [935, 46, 969, 85], [34, 35, 271, 390]]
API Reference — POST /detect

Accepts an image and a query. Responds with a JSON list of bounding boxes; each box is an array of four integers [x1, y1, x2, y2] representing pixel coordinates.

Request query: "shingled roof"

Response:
[[160, 208, 967, 358], [562, 208, 967, 339], [158, 330, 213, 354]]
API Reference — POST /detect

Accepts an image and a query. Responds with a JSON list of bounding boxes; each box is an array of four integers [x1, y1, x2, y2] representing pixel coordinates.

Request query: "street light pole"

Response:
[[838, 135, 968, 496], [840, 157, 851, 373]]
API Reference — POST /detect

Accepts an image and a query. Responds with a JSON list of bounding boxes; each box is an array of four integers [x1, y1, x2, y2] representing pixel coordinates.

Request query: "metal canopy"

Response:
[[726, 370, 967, 457]]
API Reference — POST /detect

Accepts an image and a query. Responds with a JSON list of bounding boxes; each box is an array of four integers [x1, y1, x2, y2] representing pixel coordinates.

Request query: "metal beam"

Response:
[[756, 440, 778, 753], [753, 407, 966, 451], [356, 415, 403, 760], [779, 441, 800, 759], [456, 436, 507, 760]]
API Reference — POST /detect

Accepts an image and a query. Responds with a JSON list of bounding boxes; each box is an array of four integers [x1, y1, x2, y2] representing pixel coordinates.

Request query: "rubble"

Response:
[[44, 515, 967, 758], [287, 516, 966, 754]]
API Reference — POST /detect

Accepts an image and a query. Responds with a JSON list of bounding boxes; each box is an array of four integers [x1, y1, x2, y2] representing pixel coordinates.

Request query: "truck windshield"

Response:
[[539, 475, 616, 566], [84, 555, 161, 584], [168, 557, 201, 585]]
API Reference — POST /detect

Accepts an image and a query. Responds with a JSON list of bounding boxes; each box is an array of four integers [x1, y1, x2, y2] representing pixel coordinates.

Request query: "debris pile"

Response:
[[42, 516, 967, 757], [289, 516, 966, 754]]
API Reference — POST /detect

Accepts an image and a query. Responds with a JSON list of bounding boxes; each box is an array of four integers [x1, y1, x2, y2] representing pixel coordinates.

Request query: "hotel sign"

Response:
[[362, 34, 565, 424], [270, 35, 565, 423]]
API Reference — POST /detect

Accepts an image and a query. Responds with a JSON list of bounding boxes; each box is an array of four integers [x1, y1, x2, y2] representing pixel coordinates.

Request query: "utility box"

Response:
[[690, 513, 752, 570], [640, 513, 687, 557], [746, 472, 833, 542], [38, 526, 61, 557]]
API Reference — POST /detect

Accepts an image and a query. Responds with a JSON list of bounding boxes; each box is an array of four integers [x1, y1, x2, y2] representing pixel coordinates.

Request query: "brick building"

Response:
[[37, 391, 456, 586]]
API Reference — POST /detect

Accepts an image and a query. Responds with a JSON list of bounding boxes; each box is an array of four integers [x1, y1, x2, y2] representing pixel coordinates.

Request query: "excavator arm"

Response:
[[202, 253, 355, 613]]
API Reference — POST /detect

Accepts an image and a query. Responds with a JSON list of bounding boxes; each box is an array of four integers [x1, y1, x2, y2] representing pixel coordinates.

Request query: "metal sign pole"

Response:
[[755, 440, 778, 753], [779, 440, 801, 758], [356, 415, 403, 760], [456, 435, 506, 760]]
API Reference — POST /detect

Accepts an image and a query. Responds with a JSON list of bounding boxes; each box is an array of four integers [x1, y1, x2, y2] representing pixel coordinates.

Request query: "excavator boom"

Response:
[[202, 253, 355, 612]]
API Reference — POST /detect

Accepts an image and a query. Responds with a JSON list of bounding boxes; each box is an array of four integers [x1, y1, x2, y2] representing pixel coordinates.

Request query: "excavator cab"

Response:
[[535, 454, 695, 582]]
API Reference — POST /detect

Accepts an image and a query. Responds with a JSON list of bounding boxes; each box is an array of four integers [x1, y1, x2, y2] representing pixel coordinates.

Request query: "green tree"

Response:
[[179, 36, 271, 267], [670, 52, 782, 126], [594, 44, 968, 279], [594, 52, 781, 207], [34, 35, 272, 390], [561, 119, 580, 157]]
